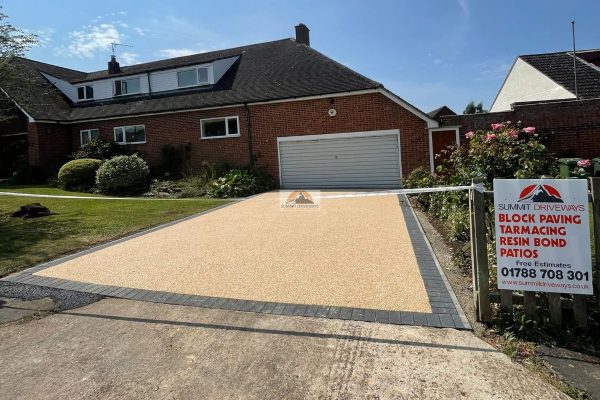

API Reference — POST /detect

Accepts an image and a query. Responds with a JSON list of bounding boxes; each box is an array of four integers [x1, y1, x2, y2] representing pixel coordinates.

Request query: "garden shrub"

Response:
[[58, 158, 103, 190], [95, 154, 150, 194], [447, 208, 470, 242], [403, 166, 437, 210], [144, 179, 182, 198], [70, 138, 125, 160], [207, 168, 274, 198]]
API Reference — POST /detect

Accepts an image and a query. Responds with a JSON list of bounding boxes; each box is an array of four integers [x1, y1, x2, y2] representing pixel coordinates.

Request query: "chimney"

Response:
[[108, 55, 121, 74], [295, 23, 310, 46]]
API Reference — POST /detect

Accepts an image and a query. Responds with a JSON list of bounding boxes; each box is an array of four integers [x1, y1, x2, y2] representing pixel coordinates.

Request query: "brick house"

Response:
[[0, 24, 440, 188], [434, 49, 600, 169]]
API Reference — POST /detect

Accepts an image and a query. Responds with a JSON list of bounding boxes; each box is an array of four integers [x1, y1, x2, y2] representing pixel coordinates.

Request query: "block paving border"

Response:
[[2, 194, 471, 330]]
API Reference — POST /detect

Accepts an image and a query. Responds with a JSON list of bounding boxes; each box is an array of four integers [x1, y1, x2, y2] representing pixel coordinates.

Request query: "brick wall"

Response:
[[29, 92, 431, 182], [441, 98, 600, 158], [27, 122, 72, 170]]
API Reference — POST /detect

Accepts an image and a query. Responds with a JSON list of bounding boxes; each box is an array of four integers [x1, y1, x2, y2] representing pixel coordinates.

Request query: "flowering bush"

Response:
[[444, 121, 556, 186], [578, 159, 591, 168], [405, 121, 557, 241]]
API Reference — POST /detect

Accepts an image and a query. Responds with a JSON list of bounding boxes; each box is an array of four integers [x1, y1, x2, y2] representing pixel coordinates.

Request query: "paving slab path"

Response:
[[0, 298, 567, 399]]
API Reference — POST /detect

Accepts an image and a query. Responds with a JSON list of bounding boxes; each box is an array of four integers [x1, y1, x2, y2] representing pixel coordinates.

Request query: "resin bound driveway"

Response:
[[2, 192, 468, 329]]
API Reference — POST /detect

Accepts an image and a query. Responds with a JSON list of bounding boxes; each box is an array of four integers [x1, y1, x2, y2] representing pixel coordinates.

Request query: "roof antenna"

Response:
[[571, 21, 578, 99], [110, 40, 133, 56]]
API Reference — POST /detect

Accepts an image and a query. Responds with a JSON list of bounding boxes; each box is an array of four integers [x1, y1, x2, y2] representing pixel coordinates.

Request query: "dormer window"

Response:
[[77, 85, 94, 100], [114, 77, 141, 96], [177, 67, 210, 88]]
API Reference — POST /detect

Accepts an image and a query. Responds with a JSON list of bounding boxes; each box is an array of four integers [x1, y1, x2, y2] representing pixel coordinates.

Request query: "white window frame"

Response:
[[113, 77, 142, 96], [200, 116, 240, 140], [79, 129, 99, 146], [113, 125, 146, 145], [177, 66, 211, 88], [77, 85, 94, 101]]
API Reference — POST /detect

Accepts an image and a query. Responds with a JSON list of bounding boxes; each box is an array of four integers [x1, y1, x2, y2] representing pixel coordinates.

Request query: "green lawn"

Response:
[[0, 188, 227, 277], [0, 184, 103, 197]]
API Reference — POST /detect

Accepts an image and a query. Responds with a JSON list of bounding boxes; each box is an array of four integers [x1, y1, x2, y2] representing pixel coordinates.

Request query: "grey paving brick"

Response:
[[271, 303, 286, 314], [304, 305, 318, 317], [400, 312, 415, 325], [431, 307, 459, 315], [261, 302, 276, 314], [249, 302, 266, 313], [327, 307, 341, 319], [413, 313, 428, 326], [240, 301, 256, 312], [364, 309, 376, 322], [452, 314, 467, 329], [351, 308, 365, 321], [293, 305, 307, 316], [388, 311, 402, 324], [426, 314, 442, 328], [375, 310, 389, 323], [315, 306, 330, 318], [282, 304, 297, 315], [130, 289, 151, 300], [220, 299, 238, 310], [202, 297, 219, 308], [438, 314, 456, 328], [339, 308, 352, 320], [211, 297, 227, 309]]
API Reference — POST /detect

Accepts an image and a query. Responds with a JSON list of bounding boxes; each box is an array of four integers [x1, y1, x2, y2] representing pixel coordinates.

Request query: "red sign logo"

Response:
[[518, 184, 563, 203]]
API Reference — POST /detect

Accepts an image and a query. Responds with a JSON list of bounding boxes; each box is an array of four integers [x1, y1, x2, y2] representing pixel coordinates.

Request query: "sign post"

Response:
[[494, 179, 593, 295]]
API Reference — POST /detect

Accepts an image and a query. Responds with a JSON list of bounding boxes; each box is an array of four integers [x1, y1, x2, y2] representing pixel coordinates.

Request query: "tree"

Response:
[[463, 101, 487, 115], [0, 7, 38, 121]]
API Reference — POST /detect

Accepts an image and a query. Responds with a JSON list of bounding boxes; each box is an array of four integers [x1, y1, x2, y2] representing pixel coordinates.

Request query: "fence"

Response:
[[469, 177, 600, 329]]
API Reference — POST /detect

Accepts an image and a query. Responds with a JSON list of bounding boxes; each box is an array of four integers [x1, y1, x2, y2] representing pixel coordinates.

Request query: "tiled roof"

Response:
[[520, 50, 600, 99], [4, 39, 386, 121]]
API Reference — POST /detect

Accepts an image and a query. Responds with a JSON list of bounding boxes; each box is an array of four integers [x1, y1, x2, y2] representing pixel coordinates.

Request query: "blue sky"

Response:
[[2, 0, 599, 112]]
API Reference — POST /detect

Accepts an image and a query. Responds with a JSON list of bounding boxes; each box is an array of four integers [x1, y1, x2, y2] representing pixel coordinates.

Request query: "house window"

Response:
[[114, 77, 141, 96], [80, 129, 99, 146], [77, 85, 94, 100], [201, 116, 239, 139], [113, 125, 146, 144], [177, 67, 210, 88]]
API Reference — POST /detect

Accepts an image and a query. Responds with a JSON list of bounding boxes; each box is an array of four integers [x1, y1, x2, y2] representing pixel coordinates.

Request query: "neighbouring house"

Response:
[[439, 48, 600, 167], [0, 24, 442, 188]]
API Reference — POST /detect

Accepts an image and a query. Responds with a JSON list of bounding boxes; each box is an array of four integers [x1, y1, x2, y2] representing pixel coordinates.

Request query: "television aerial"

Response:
[[111, 40, 133, 55]]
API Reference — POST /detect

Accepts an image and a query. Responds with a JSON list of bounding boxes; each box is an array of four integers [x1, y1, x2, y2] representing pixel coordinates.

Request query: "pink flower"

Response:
[[506, 129, 518, 139], [484, 133, 496, 142], [465, 131, 474, 139], [523, 127, 536, 134], [577, 159, 591, 168], [491, 123, 503, 131]]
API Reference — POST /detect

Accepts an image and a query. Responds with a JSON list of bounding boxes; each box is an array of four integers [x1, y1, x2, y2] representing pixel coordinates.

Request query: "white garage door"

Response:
[[278, 130, 401, 189]]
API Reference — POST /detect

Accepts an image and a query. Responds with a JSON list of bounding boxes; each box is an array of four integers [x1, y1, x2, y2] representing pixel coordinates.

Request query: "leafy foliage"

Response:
[[57, 158, 103, 191], [0, 8, 43, 121], [70, 138, 126, 160], [405, 122, 557, 242], [95, 154, 150, 195], [207, 168, 274, 198], [463, 101, 487, 114]]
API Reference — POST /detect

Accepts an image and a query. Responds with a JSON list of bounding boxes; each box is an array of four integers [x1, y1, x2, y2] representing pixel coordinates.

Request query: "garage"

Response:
[[277, 130, 401, 189]]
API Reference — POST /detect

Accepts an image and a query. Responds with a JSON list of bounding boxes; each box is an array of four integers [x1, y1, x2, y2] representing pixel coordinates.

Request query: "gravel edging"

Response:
[[0, 281, 102, 312]]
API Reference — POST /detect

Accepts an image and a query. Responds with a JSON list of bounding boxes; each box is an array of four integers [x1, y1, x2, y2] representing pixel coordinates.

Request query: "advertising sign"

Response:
[[494, 179, 593, 294]]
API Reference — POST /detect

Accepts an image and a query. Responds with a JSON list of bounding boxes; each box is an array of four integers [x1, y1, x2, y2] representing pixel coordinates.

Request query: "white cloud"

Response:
[[133, 27, 147, 36], [457, 0, 470, 17], [156, 48, 202, 58], [63, 23, 122, 58], [120, 52, 141, 65], [475, 62, 511, 81]]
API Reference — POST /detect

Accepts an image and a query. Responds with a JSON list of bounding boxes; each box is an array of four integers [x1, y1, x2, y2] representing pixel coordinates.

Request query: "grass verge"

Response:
[[0, 194, 227, 277]]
